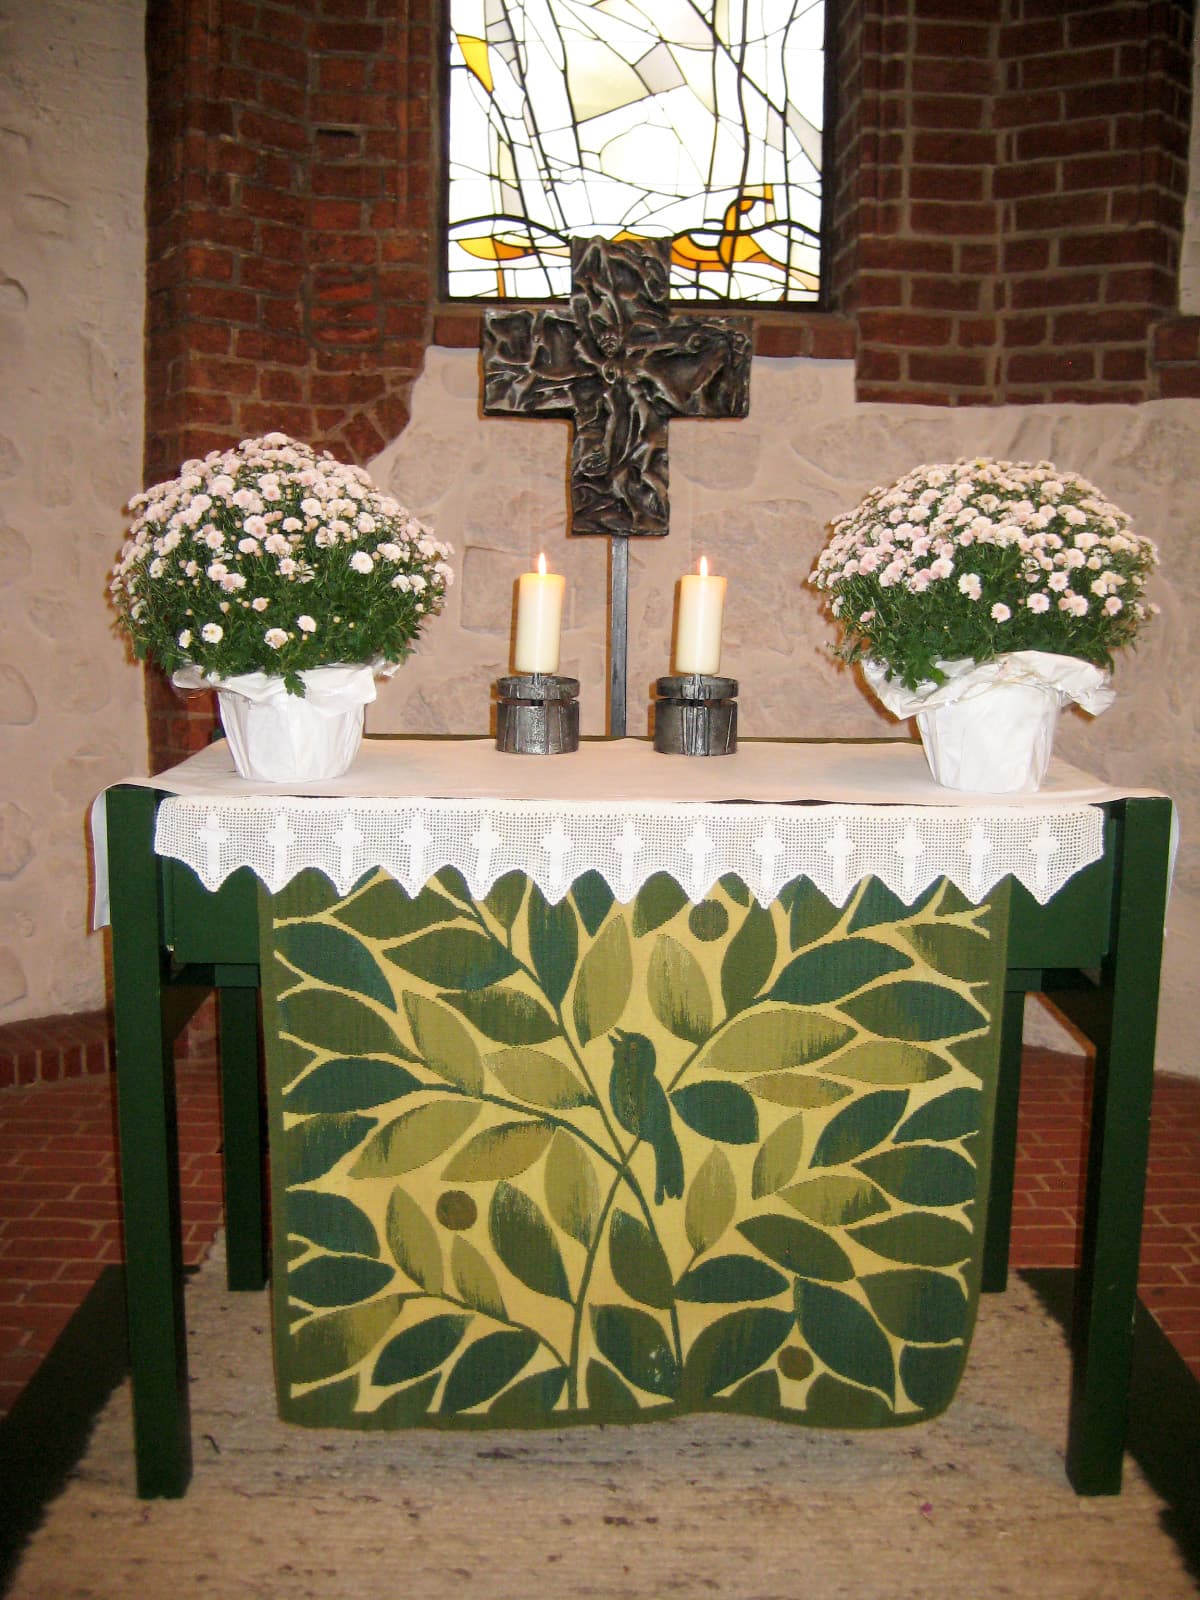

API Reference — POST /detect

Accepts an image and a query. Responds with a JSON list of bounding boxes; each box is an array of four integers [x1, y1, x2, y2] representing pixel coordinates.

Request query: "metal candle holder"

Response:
[[653, 674, 738, 756], [495, 673, 580, 755]]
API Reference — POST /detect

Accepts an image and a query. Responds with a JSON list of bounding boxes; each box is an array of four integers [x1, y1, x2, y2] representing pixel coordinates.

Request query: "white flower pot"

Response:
[[175, 663, 384, 782], [863, 652, 1115, 794]]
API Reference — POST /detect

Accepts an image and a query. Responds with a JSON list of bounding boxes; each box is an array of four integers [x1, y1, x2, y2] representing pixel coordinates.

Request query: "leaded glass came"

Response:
[[446, 2, 826, 305]]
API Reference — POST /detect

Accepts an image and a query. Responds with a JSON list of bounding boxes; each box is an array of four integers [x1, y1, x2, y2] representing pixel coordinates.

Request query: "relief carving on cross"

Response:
[[481, 236, 752, 734]]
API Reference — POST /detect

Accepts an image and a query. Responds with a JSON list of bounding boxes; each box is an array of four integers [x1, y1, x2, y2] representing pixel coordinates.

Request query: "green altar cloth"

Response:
[[262, 866, 1008, 1431]]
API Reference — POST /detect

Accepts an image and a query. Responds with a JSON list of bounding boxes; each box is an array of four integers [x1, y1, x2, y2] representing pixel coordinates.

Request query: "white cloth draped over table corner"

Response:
[[89, 738, 1176, 930]]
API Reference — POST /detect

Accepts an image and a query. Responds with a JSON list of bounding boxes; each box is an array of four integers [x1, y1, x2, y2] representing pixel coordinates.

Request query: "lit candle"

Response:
[[674, 556, 726, 675], [513, 552, 565, 674]]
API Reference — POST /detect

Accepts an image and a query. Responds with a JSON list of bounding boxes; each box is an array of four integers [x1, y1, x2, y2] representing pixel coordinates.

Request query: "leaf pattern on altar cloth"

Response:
[[261, 866, 1008, 1431]]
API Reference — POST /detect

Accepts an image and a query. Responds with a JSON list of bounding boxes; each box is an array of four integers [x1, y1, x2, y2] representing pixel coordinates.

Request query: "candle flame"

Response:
[[698, 556, 709, 578], [537, 552, 547, 576]]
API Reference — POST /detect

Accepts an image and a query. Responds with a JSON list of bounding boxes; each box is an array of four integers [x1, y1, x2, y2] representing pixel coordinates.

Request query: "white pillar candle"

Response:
[[513, 552, 565, 674], [674, 557, 726, 675]]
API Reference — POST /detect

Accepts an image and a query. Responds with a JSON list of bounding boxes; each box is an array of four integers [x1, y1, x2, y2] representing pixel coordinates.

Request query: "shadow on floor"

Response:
[[1022, 1267, 1200, 1584]]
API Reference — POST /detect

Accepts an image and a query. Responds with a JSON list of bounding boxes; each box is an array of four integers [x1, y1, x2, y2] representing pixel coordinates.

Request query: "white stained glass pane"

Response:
[[446, 0, 826, 304]]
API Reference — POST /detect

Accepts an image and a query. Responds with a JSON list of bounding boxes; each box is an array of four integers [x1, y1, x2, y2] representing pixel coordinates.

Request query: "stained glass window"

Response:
[[445, 1, 827, 305]]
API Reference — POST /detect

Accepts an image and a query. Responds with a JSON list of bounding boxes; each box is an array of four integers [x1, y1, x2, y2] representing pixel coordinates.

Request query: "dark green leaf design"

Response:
[[544, 1130, 601, 1247], [839, 981, 987, 1043], [720, 902, 777, 1016], [681, 1307, 793, 1401], [684, 1147, 736, 1257], [386, 1185, 444, 1293], [688, 900, 728, 941], [827, 1042, 951, 1084], [350, 1101, 481, 1179], [372, 1313, 470, 1388], [573, 919, 632, 1044], [609, 1031, 683, 1203], [861, 1269, 968, 1343], [847, 878, 938, 933], [809, 1089, 909, 1167], [751, 1112, 806, 1198], [794, 1280, 895, 1401], [433, 865, 472, 901], [443, 986, 560, 1045], [287, 1188, 379, 1258], [850, 1213, 974, 1268], [632, 872, 688, 937], [746, 1072, 852, 1109], [737, 1214, 855, 1282], [336, 879, 459, 940], [283, 1372, 361, 1428], [488, 1047, 593, 1109], [450, 1235, 506, 1319], [725, 1369, 782, 1414], [609, 1210, 675, 1310], [277, 921, 396, 1008], [487, 1365, 568, 1423], [648, 936, 713, 1042], [288, 1294, 406, 1385], [895, 1087, 983, 1143], [441, 1329, 539, 1413], [769, 938, 911, 1006], [490, 1181, 572, 1301], [585, 1358, 640, 1416], [778, 1173, 890, 1228], [284, 1113, 375, 1186], [856, 1145, 977, 1206], [900, 1343, 965, 1413], [778, 877, 843, 949], [671, 1081, 759, 1145], [403, 993, 484, 1092], [288, 1252, 395, 1309], [284, 1058, 424, 1114], [675, 1254, 788, 1303], [571, 870, 615, 936], [528, 887, 579, 1008], [802, 1371, 895, 1427], [698, 1008, 855, 1075], [483, 872, 526, 930], [356, 1372, 440, 1429], [590, 1304, 679, 1397], [719, 873, 751, 906], [387, 928, 520, 991], [281, 990, 414, 1063], [442, 1120, 554, 1182]]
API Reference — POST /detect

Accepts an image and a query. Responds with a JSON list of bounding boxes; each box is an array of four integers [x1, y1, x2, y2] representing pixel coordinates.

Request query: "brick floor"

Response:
[[0, 1043, 1196, 1419]]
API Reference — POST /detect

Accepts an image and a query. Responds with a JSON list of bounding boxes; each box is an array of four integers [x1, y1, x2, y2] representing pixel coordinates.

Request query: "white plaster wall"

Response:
[[369, 352, 1199, 1077], [0, 0, 148, 1019]]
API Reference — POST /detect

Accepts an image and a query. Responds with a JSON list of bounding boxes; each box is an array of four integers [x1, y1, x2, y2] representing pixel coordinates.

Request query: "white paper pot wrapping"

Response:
[[862, 652, 1115, 794], [173, 662, 386, 782]]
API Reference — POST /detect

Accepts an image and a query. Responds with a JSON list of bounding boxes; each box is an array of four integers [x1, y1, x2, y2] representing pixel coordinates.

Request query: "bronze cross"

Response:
[[482, 236, 752, 734]]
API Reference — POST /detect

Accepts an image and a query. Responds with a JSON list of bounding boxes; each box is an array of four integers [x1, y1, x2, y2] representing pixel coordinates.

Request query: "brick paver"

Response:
[[0, 1043, 1197, 1419]]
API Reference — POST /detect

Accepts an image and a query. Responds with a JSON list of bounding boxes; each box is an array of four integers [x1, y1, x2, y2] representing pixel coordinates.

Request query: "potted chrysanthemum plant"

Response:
[[809, 458, 1158, 791], [110, 432, 454, 781]]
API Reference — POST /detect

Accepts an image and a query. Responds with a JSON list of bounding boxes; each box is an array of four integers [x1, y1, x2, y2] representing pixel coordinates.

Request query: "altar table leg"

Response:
[[982, 986, 1029, 1294], [217, 980, 267, 1292], [1067, 796, 1172, 1495], [107, 785, 193, 1498]]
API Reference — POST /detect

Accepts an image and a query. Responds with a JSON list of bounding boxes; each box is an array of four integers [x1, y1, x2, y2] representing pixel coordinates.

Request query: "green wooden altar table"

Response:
[[99, 738, 1172, 1500]]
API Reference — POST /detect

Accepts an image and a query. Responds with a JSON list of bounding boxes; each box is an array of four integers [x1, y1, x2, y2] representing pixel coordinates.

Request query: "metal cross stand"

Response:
[[482, 236, 752, 739]]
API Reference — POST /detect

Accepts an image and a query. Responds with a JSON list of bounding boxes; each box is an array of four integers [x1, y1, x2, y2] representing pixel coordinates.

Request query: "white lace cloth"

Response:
[[105, 737, 1156, 912]]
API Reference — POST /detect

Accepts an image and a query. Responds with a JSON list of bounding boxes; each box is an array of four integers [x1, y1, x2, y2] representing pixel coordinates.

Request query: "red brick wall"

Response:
[[142, 0, 1199, 770]]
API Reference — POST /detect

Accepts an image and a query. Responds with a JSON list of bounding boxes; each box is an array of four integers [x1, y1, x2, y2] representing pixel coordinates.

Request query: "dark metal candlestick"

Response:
[[495, 673, 580, 755], [653, 674, 738, 756]]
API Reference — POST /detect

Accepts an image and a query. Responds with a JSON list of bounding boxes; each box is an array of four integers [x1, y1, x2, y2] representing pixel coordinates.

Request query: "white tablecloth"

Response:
[[93, 738, 1168, 921]]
